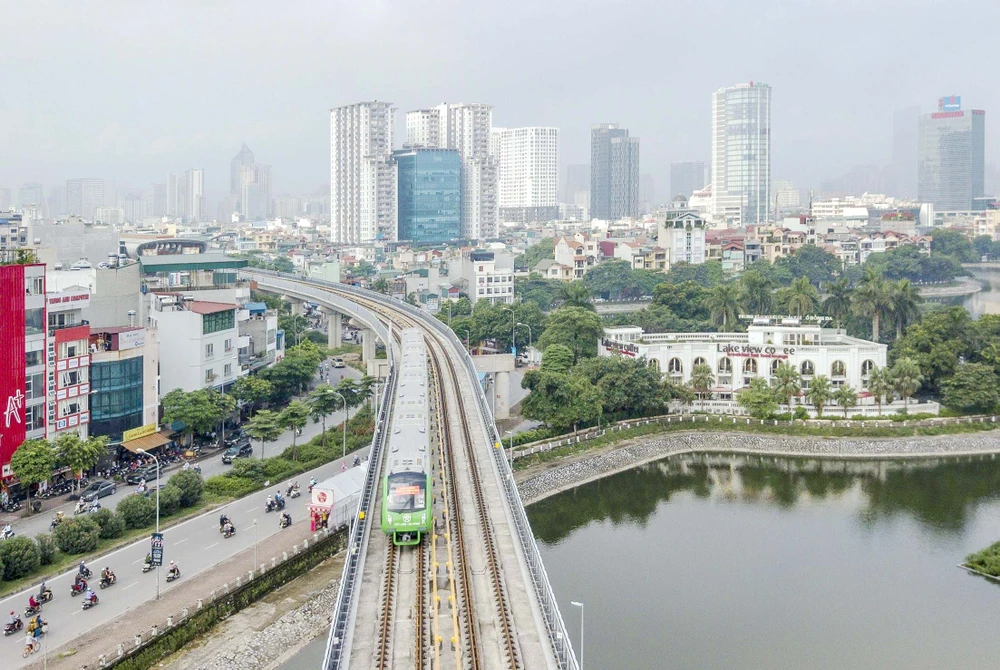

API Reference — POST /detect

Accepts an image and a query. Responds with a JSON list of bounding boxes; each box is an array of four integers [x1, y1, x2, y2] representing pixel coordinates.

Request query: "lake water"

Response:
[[528, 454, 1000, 669], [961, 266, 1000, 317]]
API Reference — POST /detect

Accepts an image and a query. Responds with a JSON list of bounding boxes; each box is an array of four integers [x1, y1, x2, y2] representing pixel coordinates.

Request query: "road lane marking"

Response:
[[174, 537, 189, 545], [205, 542, 218, 550], [123, 581, 138, 590]]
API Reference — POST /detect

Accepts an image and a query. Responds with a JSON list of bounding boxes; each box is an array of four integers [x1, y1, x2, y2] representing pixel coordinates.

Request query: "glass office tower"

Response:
[[918, 98, 986, 211], [394, 148, 461, 243]]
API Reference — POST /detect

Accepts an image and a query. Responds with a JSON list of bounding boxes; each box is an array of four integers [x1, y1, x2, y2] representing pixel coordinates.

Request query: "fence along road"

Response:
[[245, 271, 579, 670]]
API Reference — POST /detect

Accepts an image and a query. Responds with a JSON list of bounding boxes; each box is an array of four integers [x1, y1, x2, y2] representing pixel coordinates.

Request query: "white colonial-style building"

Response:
[[601, 317, 901, 412]]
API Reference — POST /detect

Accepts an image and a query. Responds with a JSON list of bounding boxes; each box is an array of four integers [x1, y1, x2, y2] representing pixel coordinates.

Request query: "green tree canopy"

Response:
[[890, 357, 923, 411], [941, 363, 1000, 414], [821, 277, 853, 330], [704, 281, 741, 330], [652, 281, 710, 321], [930, 228, 976, 263], [738, 378, 780, 419], [535, 306, 605, 361], [279, 400, 311, 460], [53, 432, 107, 492], [805, 374, 833, 417], [779, 276, 818, 317], [9, 439, 55, 500], [891, 307, 978, 391], [516, 238, 555, 270], [558, 281, 594, 310], [245, 409, 283, 458], [539, 345, 575, 374], [514, 275, 563, 311], [574, 355, 671, 418], [771, 362, 801, 413], [867, 366, 894, 415], [834, 385, 859, 418], [689, 362, 715, 400], [739, 268, 775, 315], [520, 370, 602, 431], [232, 375, 273, 415], [662, 260, 724, 288], [309, 384, 342, 447]]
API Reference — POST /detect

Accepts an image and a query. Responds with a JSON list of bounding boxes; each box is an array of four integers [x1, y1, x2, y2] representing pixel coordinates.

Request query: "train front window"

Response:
[[387, 473, 426, 513]]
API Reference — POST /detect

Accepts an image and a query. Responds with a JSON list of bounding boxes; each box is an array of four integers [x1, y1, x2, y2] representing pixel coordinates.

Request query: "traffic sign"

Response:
[[150, 532, 164, 566]]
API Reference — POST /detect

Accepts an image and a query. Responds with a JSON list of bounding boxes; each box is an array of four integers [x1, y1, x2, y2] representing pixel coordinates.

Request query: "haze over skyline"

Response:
[[2, 0, 997, 204]]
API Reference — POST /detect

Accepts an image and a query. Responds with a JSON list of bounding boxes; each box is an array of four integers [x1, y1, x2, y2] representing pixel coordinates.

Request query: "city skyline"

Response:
[[2, 2, 997, 205]]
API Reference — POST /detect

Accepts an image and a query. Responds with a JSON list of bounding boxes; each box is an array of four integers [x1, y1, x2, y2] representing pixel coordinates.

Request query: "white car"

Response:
[[332, 357, 345, 368]]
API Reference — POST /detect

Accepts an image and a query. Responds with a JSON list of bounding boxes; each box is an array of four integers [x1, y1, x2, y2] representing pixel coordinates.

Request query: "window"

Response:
[[202, 309, 235, 335], [693, 357, 707, 368], [27, 276, 44, 296], [224, 363, 232, 377], [26, 350, 42, 367], [25, 308, 43, 335], [25, 404, 45, 431], [205, 343, 214, 358], [718, 357, 732, 374], [205, 368, 215, 383], [224, 338, 233, 352], [861, 360, 875, 377], [770, 359, 781, 376], [744, 358, 757, 374], [800, 361, 814, 376], [60, 369, 87, 387], [667, 358, 683, 375], [648, 358, 660, 372], [26, 373, 44, 399], [66, 343, 78, 358], [831, 361, 846, 377]]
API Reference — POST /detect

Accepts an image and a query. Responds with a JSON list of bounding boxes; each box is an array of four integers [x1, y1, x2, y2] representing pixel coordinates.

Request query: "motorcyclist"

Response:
[[2, 522, 12, 536], [84, 589, 96, 605], [265, 494, 274, 510], [353, 454, 360, 467], [31, 615, 44, 638], [78, 560, 88, 576], [274, 490, 283, 505], [8, 611, 16, 627], [101, 566, 114, 582], [74, 573, 86, 589], [280, 511, 291, 527], [28, 594, 38, 611], [219, 514, 229, 530], [38, 581, 48, 598], [168, 560, 179, 577], [76, 498, 86, 513], [309, 477, 317, 491], [223, 520, 234, 535], [183, 461, 190, 471]]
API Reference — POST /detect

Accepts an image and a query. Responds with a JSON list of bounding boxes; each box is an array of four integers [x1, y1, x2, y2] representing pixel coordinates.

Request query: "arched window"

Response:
[[648, 358, 660, 372], [831, 360, 846, 377], [718, 357, 732, 374], [800, 360, 814, 376], [771, 359, 781, 376], [693, 357, 707, 368], [861, 360, 875, 377], [744, 358, 757, 374], [667, 358, 683, 375]]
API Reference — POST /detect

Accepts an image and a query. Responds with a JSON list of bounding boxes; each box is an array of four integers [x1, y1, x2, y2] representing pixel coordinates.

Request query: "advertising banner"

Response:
[[0, 265, 26, 473], [150, 532, 164, 566]]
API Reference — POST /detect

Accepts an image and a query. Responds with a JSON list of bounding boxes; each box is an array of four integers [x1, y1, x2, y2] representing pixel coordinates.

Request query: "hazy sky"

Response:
[[1, 0, 997, 204]]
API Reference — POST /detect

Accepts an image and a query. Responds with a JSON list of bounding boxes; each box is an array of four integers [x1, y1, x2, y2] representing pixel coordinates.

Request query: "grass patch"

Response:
[[965, 542, 1000, 577]]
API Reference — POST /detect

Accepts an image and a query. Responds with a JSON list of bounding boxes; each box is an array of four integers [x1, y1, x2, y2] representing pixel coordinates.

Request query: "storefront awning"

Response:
[[121, 431, 172, 454]]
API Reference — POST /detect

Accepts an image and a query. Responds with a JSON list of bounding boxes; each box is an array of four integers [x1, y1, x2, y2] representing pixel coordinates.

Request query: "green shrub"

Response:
[[0, 536, 41, 580], [35, 533, 57, 566], [117, 494, 157, 529], [53, 517, 101, 554], [793, 407, 809, 420], [159, 484, 182, 516], [230, 459, 266, 481], [966, 541, 1000, 576], [89, 508, 126, 540], [512, 427, 559, 447], [205, 475, 259, 499], [168, 470, 204, 508]]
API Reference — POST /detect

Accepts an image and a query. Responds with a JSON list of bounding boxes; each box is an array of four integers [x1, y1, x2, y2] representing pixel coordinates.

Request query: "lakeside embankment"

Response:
[[515, 429, 1000, 505]]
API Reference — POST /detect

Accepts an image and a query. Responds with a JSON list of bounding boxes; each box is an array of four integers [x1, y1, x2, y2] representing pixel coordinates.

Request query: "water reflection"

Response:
[[959, 266, 1000, 317], [528, 454, 1000, 544]]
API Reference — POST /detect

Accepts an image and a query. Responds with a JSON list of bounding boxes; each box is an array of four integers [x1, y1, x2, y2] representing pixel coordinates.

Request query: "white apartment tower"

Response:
[[405, 102, 498, 240], [711, 82, 772, 226], [490, 127, 559, 223], [330, 101, 398, 244], [186, 168, 205, 222]]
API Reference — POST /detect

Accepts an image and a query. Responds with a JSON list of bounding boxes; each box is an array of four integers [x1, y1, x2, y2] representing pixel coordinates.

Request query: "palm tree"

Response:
[[780, 277, 818, 317], [888, 279, 923, 339], [890, 357, 923, 412], [853, 268, 891, 341], [867, 366, 894, 417], [372, 277, 390, 294], [559, 281, 594, 310], [689, 363, 715, 400], [705, 282, 742, 330], [739, 270, 774, 315], [822, 277, 853, 331], [805, 374, 833, 417], [834, 385, 858, 418], [771, 362, 801, 414]]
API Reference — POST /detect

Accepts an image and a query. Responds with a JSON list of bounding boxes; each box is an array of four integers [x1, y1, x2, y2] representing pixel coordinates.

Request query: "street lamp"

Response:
[[503, 429, 514, 470], [136, 448, 160, 600], [464, 329, 472, 353], [571, 600, 585, 670], [253, 519, 258, 572], [502, 306, 515, 355], [333, 391, 348, 459], [516, 322, 532, 363]]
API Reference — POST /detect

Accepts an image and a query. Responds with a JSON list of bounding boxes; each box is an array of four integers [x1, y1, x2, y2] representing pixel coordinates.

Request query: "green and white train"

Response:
[[380, 328, 433, 546]]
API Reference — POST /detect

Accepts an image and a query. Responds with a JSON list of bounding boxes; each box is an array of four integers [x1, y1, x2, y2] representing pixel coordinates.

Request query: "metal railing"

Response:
[[246, 270, 579, 670]]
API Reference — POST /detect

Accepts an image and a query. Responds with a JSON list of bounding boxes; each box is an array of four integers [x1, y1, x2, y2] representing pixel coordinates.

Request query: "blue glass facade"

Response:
[[394, 148, 461, 243], [89, 357, 144, 444]]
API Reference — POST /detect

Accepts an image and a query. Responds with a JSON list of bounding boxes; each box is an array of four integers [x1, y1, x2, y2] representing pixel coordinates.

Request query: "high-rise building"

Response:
[[405, 103, 498, 240], [562, 164, 590, 205], [330, 101, 397, 244], [166, 174, 182, 218], [590, 124, 640, 220], [120, 190, 145, 224], [670, 161, 706, 200], [18, 183, 44, 211], [231, 144, 255, 200], [0, 188, 10, 211], [394, 147, 461, 243], [773, 179, 801, 211], [917, 97, 986, 211], [491, 126, 559, 223], [185, 169, 206, 222], [151, 183, 167, 218], [892, 107, 919, 198], [711, 81, 772, 226], [240, 163, 271, 220], [47, 186, 63, 218], [65, 178, 105, 219]]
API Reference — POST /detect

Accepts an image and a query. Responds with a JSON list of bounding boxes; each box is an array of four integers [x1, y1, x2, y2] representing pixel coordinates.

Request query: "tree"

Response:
[[52, 432, 107, 493], [867, 366, 894, 416], [834, 386, 858, 418], [535, 307, 605, 361], [890, 357, 923, 412], [558, 281, 594, 310], [279, 400, 310, 460], [9, 439, 55, 509], [232, 376, 273, 416], [689, 363, 715, 400], [116, 495, 158, 529], [805, 374, 833, 417], [245, 409, 283, 459], [539, 345, 575, 374], [941, 363, 1000, 414], [53, 516, 101, 553], [309, 384, 341, 447], [704, 282, 741, 330], [0, 536, 41, 580], [516, 238, 555, 270], [574, 355, 673, 419], [930, 228, 975, 263], [779, 245, 843, 286], [888, 279, 923, 340], [853, 268, 892, 341], [89, 508, 125, 539], [892, 307, 977, 391], [822, 277, 853, 331], [372, 277, 390, 294], [278, 314, 310, 347], [521, 370, 602, 432], [515, 275, 562, 311], [271, 255, 295, 273], [771, 362, 801, 414], [779, 276, 818, 317], [168, 470, 204, 507], [260, 342, 324, 404], [35, 534, 56, 566], [583, 260, 636, 300], [653, 281, 710, 321], [739, 269, 774, 315], [738, 378, 779, 419], [162, 389, 227, 446]]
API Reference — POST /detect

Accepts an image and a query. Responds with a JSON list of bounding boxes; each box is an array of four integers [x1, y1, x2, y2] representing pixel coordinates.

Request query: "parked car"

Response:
[[332, 357, 345, 369], [125, 465, 161, 485], [81, 480, 117, 502], [222, 443, 254, 464], [224, 431, 247, 448]]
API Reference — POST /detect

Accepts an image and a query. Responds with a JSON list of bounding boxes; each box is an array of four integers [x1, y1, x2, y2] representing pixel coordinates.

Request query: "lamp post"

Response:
[[571, 600, 584, 670], [502, 306, 515, 356], [333, 391, 348, 459], [504, 429, 514, 470], [137, 449, 160, 600], [516, 322, 532, 363], [253, 519, 258, 572], [464, 329, 472, 353]]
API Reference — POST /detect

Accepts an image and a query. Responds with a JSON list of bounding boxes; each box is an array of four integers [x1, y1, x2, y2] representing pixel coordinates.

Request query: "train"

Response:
[[380, 328, 433, 546]]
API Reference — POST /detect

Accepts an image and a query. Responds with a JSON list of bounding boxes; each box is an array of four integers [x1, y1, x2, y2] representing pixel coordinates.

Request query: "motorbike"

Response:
[[50, 512, 66, 531], [1, 526, 13, 540], [279, 515, 291, 529], [223, 525, 236, 539], [287, 486, 301, 499], [1, 500, 23, 513], [141, 561, 154, 574], [38, 589, 53, 605], [78, 567, 93, 579], [99, 574, 117, 589], [82, 595, 99, 610], [219, 515, 230, 533], [24, 603, 41, 617], [70, 581, 87, 596], [4, 616, 23, 636], [264, 498, 285, 513], [165, 568, 181, 582]]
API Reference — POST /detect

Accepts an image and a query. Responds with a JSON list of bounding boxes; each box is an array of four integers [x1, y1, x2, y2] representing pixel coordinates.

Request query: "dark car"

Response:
[[125, 465, 161, 485], [222, 443, 254, 464], [82, 480, 117, 502], [224, 431, 247, 448]]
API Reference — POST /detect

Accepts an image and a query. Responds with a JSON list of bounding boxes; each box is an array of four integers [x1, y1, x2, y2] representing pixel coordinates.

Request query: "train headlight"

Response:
[[386, 513, 393, 525]]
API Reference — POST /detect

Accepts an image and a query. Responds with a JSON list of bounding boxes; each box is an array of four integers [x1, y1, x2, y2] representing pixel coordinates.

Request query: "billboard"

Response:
[[117, 328, 145, 350], [938, 95, 962, 112], [0, 265, 26, 473]]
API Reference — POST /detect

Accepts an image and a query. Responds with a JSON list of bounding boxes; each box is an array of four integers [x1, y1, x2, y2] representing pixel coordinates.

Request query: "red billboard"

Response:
[[0, 265, 26, 473]]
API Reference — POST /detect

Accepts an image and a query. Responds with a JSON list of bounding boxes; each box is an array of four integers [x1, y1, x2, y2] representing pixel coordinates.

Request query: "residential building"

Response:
[[95, 207, 125, 226], [65, 178, 105, 219], [657, 205, 707, 268], [186, 168, 206, 222], [591, 123, 640, 220], [406, 103, 498, 240], [393, 147, 461, 243], [88, 326, 159, 448], [239, 302, 284, 373], [0, 212, 28, 250], [46, 288, 92, 440], [239, 162, 271, 221], [670, 161, 706, 200], [917, 97, 986, 211], [532, 258, 573, 280], [461, 249, 514, 305], [167, 173, 183, 218], [0, 187, 10, 211], [46, 256, 143, 329], [330, 101, 398, 243], [711, 82, 772, 226], [773, 179, 801, 211], [491, 127, 559, 223], [137, 253, 250, 304], [554, 233, 599, 278], [147, 295, 244, 395], [18, 183, 44, 211]]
